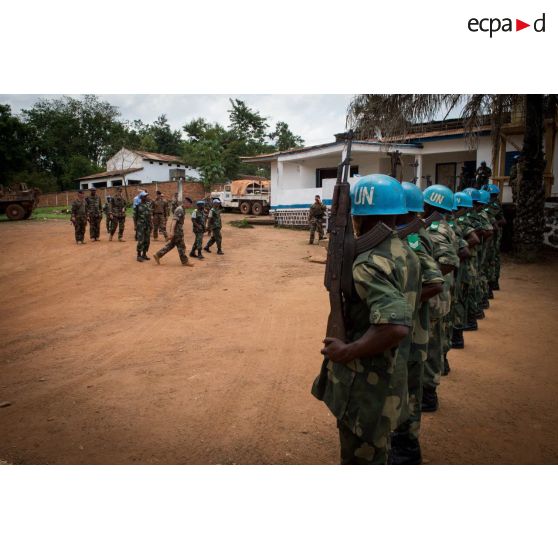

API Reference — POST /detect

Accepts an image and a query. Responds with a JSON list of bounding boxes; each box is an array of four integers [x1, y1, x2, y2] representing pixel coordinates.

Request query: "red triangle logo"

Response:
[[516, 19, 530, 31]]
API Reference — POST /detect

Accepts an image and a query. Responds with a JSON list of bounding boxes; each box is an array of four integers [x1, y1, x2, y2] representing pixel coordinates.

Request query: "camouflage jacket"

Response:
[[191, 208, 205, 232], [85, 195, 102, 217], [207, 207, 222, 230], [409, 226, 444, 363], [152, 198, 169, 216], [308, 202, 327, 221], [109, 196, 127, 217], [71, 199, 87, 220], [313, 232, 413, 444], [426, 218, 459, 320], [171, 206, 186, 237], [134, 202, 152, 230], [170, 199, 179, 214]]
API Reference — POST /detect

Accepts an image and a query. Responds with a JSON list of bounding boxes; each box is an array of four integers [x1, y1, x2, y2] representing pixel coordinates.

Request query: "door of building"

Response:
[[436, 162, 457, 189]]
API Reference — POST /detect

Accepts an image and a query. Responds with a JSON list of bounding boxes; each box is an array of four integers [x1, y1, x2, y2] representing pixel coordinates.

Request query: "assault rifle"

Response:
[[423, 210, 444, 227], [397, 216, 423, 239], [323, 130, 355, 342]]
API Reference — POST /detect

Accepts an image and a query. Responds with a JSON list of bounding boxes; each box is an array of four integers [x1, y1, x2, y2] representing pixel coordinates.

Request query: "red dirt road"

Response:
[[1, 217, 558, 464]]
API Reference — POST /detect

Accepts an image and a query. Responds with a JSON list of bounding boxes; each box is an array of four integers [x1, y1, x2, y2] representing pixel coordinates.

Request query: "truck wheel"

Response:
[[6, 204, 26, 220], [240, 201, 252, 215], [251, 201, 264, 216]]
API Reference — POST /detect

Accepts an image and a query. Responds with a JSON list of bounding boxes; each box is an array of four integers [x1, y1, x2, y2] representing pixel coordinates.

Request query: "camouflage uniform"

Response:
[[308, 201, 327, 244], [485, 200, 504, 286], [395, 226, 443, 442], [205, 206, 223, 252], [109, 195, 127, 240], [190, 208, 205, 254], [103, 200, 111, 233], [134, 202, 152, 256], [475, 208, 494, 304], [311, 231, 413, 465], [475, 164, 492, 187], [71, 197, 87, 242], [85, 194, 102, 240], [155, 205, 189, 265], [152, 197, 169, 240], [170, 196, 179, 214], [423, 219, 459, 391]]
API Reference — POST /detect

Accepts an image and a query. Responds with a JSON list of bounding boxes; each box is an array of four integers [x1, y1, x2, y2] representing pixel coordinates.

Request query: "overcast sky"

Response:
[[0, 94, 354, 147]]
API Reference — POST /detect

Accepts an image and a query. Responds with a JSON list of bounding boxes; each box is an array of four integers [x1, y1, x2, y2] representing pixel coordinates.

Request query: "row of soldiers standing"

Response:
[[312, 174, 505, 465]]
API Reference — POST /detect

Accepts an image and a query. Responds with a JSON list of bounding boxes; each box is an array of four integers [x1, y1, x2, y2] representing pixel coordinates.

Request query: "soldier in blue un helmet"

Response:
[[311, 174, 413, 465]]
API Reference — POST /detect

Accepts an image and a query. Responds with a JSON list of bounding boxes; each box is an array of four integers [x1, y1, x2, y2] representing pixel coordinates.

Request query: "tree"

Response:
[[269, 121, 304, 151], [228, 98, 269, 151], [0, 104, 29, 184], [347, 94, 553, 262], [148, 114, 183, 155]]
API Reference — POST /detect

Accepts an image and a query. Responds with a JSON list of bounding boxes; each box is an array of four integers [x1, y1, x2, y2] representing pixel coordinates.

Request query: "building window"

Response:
[[159, 162, 163, 165], [150, 161, 153, 164], [315, 166, 359, 188], [435, 163, 457, 189]]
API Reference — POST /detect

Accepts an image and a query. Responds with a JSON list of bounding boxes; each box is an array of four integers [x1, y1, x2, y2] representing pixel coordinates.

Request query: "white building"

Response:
[[242, 118, 558, 227], [77, 148, 201, 190]]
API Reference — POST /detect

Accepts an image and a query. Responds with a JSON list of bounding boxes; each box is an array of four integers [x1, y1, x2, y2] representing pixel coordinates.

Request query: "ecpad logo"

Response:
[[468, 13, 546, 37]]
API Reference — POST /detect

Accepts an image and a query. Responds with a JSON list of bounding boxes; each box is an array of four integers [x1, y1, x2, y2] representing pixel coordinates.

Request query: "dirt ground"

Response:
[[1, 215, 558, 465]]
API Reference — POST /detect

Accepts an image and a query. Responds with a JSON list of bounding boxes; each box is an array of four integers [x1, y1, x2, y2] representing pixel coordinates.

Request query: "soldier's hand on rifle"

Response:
[[321, 337, 350, 363]]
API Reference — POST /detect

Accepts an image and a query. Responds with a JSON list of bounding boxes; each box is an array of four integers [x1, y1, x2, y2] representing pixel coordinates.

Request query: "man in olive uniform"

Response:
[[108, 187, 127, 241], [390, 183, 443, 465], [190, 200, 206, 259], [85, 187, 103, 241], [483, 183, 506, 290], [133, 191, 153, 262], [308, 195, 327, 245], [153, 197, 194, 267], [475, 161, 492, 188], [311, 174, 413, 465], [204, 199, 224, 255], [421, 185, 460, 412], [103, 196, 113, 234], [170, 192, 179, 214], [151, 191, 169, 241], [71, 190, 87, 244]]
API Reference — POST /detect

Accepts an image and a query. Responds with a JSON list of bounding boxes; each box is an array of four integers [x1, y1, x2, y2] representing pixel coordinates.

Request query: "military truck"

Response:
[[0, 183, 40, 220], [211, 179, 270, 216]]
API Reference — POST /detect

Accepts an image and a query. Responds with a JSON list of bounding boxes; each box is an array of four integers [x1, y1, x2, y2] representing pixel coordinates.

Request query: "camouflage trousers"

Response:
[[309, 218, 325, 243], [494, 230, 502, 282], [136, 225, 151, 254], [155, 234, 189, 264], [191, 230, 204, 251], [206, 228, 222, 251], [152, 214, 168, 240], [337, 420, 390, 465], [423, 318, 444, 389], [89, 215, 102, 239], [109, 216, 126, 239], [73, 218, 87, 242], [395, 359, 424, 442], [105, 215, 111, 233]]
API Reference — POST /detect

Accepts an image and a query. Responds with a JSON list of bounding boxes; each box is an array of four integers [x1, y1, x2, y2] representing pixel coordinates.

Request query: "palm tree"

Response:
[[347, 94, 553, 262]]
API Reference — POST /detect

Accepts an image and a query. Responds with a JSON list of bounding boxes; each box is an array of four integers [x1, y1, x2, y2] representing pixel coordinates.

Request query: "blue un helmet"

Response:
[[478, 190, 490, 205], [454, 191, 473, 209], [350, 174, 407, 216], [401, 182, 424, 212], [482, 183, 500, 195], [463, 187, 482, 203], [423, 184, 454, 212], [196, 200, 205, 206]]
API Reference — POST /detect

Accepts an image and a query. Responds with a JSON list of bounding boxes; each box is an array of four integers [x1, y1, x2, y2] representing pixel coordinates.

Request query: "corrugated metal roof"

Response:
[[133, 150, 184, 164], [78, 167, 143, 180]]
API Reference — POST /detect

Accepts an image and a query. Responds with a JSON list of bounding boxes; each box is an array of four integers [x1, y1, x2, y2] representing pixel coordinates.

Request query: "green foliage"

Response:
[[0, 104, 29, 184], [10, 169, 58, 193], [269, 121, 304, 151], [229, 218, 254, 228]]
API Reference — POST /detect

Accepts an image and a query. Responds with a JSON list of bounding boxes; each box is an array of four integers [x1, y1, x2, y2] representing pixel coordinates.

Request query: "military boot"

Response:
[[491, 280, 500, 291], [197, 249, 204, 259], [475, 309, 485, 320], [463, 318, 478, 332], [488, 286, 494, 299], [442, 355, 451, 376], [421, 386, 439, 412], [142, 251, 150, 261], [153, 253, 161, 265], [137, 251, 143, 262], [189, 249, 196, 258], [204, 244, 212, 253], [389, 433, 422, 465], [482, 297, 490, 309], [451, 328, 465, 349], [217, 249, 224, 255]]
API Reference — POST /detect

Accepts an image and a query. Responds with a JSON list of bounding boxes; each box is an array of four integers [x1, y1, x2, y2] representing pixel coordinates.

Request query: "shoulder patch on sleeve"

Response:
[[429, 221, 440, 231]]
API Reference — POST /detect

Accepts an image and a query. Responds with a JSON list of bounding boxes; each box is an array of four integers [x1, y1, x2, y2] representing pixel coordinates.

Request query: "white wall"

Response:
[[106, 148, 142, 171]]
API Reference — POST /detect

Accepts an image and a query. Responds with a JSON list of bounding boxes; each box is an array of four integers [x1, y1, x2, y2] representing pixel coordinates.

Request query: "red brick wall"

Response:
[[37, 181, 206, 208]]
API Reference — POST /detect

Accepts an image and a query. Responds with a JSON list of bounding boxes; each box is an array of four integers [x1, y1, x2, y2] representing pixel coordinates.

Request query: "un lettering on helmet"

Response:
[[430, 192, 445, 205], [354, 186, 375, 206]]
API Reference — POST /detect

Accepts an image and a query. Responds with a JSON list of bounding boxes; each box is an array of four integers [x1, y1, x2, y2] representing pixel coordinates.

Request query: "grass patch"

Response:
[[229, 219, 255, 229]]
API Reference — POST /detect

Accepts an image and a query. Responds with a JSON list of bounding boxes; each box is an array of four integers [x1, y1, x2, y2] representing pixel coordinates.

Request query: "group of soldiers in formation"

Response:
[[312, 173, 505, 465], [71, 187, 224, 266]]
